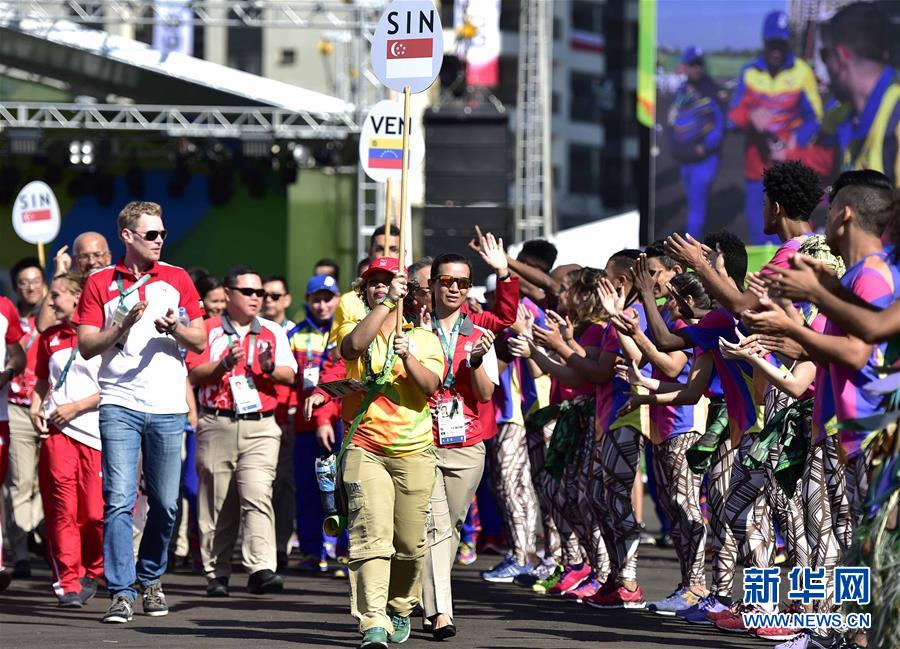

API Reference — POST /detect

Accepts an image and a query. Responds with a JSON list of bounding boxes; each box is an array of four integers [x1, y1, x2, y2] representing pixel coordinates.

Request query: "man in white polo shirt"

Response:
[[74, 201, 206, 624]]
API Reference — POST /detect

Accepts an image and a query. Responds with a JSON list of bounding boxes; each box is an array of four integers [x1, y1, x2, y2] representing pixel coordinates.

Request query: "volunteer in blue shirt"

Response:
[[667, 46, 725, 237]]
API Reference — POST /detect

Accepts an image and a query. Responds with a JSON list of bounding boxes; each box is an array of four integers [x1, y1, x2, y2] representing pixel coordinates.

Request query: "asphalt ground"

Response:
[[1, 542, 771, 649]]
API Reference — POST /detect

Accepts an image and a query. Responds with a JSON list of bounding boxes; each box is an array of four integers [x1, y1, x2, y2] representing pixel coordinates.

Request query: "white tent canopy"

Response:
[[0, 8, 353, 117]]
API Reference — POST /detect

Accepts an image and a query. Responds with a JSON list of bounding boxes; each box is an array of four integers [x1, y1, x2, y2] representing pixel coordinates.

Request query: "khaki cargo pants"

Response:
[[342, 443, 435, 635]]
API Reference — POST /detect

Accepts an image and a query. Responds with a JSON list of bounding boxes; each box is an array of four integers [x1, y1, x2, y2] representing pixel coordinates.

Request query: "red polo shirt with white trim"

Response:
[[73, 259, 203, 414], [35, 322, 102, 450], [186, 314, 297, 413]]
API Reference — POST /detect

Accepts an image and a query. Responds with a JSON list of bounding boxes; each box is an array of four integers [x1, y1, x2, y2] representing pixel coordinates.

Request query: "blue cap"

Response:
[[306, 274, 340, 296], [681, 46, 704, 65], [763, 10, 790, 42]]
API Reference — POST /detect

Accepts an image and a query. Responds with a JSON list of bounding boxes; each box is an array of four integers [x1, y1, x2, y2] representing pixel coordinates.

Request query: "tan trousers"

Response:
[[2, 404, 43, 563], [196, 413, 281, 578], [343, 444, 435, 635], [422, 443, 485, 620]]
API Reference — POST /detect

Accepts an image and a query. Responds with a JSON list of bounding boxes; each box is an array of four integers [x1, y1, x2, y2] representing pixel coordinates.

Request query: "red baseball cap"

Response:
[[361, 256, 401, 280]]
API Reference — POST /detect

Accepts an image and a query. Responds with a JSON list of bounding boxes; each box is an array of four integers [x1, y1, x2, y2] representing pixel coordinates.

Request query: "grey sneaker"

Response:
[[141, 582, 169, 617], [79, 577, 99, 605], [101, 595, 134, 623], [58, 591, 84, 608]]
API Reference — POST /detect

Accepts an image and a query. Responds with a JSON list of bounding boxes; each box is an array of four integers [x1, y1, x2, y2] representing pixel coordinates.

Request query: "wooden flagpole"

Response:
[[384, 177, 394, 255], [396, 85, 411, 336]]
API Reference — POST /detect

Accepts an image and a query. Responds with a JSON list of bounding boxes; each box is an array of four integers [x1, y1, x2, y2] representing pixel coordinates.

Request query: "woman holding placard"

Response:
[[334, 257, 444, 649]]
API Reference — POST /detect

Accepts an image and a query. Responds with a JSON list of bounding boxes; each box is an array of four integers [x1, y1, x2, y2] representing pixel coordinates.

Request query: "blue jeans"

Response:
[[100, 404, 184, 599], [679, 154, 720, 237]]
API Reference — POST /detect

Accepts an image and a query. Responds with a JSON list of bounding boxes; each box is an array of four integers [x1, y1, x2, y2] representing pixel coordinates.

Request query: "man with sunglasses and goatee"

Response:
[[186, 266, 298, 597], [74, 201, 207, 623]]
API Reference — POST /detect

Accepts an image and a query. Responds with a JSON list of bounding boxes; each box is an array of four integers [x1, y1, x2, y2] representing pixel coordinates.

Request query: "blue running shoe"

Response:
[[648, 586, 701, 616], [676, 594, 727, 624], [480, 557, 533, 583]]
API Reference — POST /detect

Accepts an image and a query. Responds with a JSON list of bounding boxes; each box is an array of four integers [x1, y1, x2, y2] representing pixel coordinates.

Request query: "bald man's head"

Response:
[[73, 231, 111, 273]]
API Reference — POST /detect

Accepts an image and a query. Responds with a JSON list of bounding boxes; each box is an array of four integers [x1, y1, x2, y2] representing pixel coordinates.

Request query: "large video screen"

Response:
[[653, 0, 899, 244]]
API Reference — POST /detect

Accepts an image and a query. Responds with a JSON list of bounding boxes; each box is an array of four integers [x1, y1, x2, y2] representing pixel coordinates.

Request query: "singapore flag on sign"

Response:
[[386, 38, 433, 78]]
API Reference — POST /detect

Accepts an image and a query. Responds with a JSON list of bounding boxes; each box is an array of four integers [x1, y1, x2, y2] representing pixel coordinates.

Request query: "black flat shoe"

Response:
[[247, 569, 284, 594], [432, 623, 457, 640]]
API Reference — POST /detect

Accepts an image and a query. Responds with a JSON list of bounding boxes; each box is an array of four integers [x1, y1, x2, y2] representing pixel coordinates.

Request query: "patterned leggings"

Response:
[[708, 436, 738, 596], [653, 432, 706, 587], [599, 426, 642, 583], [556, 401, 608, 574], [802, 435, 844, 612], [525, 417, 561, 562], [488, 422, 537, 564], [724, 435, 807, 575]]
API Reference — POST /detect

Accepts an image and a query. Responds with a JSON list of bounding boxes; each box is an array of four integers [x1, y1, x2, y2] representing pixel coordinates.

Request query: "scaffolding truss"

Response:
[[512, 0, 553, 242], [1, 0, 381, 29], [0, 102, 360, 138]]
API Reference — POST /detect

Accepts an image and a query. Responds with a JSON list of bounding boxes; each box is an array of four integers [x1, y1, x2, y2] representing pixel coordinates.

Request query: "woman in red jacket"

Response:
[[420, 252, 498, 639]]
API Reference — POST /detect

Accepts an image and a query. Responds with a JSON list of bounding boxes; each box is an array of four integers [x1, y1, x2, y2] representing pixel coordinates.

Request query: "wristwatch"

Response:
[[380, 296, 398, 311], [496, 271, 511, 282]]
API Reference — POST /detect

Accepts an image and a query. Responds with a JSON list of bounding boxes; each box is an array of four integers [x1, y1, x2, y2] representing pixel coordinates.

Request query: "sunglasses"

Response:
[[435, 275, 472, 290], [129, 228, 168, 242], [264, 292, 284, 301], [229, 286, 266, 298]]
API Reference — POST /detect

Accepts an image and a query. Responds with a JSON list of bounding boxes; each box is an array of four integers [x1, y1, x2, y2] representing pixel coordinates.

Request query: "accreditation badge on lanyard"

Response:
[[112, 272, 151, 350], [434, 315, 466, 446], [228, 330, 263, 414], [301, 329, 321, 390], [436, 392, 466, 446]]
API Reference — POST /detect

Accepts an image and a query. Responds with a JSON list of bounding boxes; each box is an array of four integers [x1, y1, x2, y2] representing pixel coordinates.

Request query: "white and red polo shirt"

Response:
[[35, 322, 102, 450], [186, 313, 297, 414], [73, 259, 203, 414], [8, 312, 39, 407], [0, 296, 26, 422]]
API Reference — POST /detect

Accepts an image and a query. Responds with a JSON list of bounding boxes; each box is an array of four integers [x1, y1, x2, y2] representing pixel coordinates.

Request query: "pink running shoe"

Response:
[[548, 564, 592, 596]]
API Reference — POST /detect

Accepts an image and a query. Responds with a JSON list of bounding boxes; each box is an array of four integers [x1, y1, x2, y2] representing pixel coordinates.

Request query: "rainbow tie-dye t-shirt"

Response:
[[826, 252, 900, 458], [337, 322, 445, 458], [682, 307, 764, 442]]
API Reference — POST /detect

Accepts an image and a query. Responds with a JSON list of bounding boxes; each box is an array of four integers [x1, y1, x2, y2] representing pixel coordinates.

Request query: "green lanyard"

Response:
[[53, 346, 78, 391], [23, 325, 38, 352], [434, 315, 462, 390], [363, 334, 397, 384], [116, 272, 151, 305], [305, 329, 328, 369], [336, 340, 399, 470], [223, 315, 257, 372]]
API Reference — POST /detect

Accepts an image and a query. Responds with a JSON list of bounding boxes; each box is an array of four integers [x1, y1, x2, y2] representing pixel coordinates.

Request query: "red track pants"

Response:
[[38, 429, 103, 595]]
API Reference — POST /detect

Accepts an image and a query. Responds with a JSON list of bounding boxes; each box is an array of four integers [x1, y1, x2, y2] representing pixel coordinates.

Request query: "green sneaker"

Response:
[[532, 563, 564, 594], [359, 627, 388, 649], [387, 615, 411, 644]]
